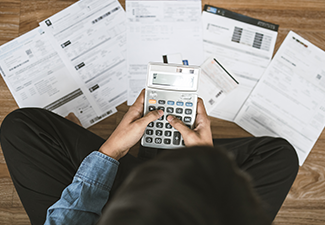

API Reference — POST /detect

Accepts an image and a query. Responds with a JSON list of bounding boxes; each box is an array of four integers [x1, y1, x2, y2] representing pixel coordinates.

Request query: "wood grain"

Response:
[[1, 0, 325, 224]]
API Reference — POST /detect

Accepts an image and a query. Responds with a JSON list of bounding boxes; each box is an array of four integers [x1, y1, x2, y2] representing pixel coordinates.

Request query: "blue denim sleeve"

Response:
[[44, 151, 119, 225]]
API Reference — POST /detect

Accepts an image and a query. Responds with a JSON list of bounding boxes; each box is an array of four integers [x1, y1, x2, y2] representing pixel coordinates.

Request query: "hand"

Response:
[[99, 89, 163, 160], [167, 98, 213, 147]]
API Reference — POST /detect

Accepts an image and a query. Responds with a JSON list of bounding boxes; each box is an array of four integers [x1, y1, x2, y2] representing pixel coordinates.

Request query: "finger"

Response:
[[167, 115, 192, 137], [135, 110, 164, 128], [195, 98, 210, 127]]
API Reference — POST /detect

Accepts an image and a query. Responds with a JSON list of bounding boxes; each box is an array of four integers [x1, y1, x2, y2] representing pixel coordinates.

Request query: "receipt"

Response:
[[198, 57, 239, 114]]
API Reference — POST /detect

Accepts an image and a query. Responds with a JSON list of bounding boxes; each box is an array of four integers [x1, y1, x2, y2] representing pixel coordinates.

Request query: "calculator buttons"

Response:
[[184, 117, 191, 123], [176, 101, 184, 106], [176, 108, 183, 114], [167, 101, 175, 105], [146, 129, 153, 135], [164, 139, 171, 144], [146, 137, 153, 143], [185, 109, 192, 114], [149, 106, 156, 111], [165, 131, 172, 136], [149, 99, 157, 104], [155, 138, 162, 144], [156, 130, 163, 136], [165, 123, 172, 129], [166, 107, 174, 113], [176, 116, 182, 120], [156, 122, 163, 128], [148, 122, 154, 127], [158, 100, 165, 104], [157, 106, 165, 111], [158, 115, 164, 120], [173, 131, 181, 145], [185, 102, 193, 107]]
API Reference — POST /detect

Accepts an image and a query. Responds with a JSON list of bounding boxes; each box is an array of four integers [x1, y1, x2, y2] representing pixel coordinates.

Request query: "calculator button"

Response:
[[145, 137, 153, 143], [148, 122, 154, 127], [185, 102, 193, 107], [155, 138, 162, 144], [167, 101, 175, 105], [156, 122, 163, 128], [157, 106, 165, 111], [164, 139, 171, 144], [165, 123, 172, 129], [149, 106, 156, 111], [158, 100, 165, 104], [156, 130, 163, 136], [176, 116, 182, 120], [149, 99, 157, 104], [146, 129, 153, 135], [184, 117, 191, 123], [158, 115, 164, 120], [165, 131, 172, 137], [185, 109, 192, 114], [167, 107, 174, 113], [176, 108, 183, 114], [173, 131, 181, 145], [176, 101, 184, 106]]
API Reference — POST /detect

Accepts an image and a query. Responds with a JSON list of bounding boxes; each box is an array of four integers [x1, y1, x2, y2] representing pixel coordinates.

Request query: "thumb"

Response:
[[167, 115, 192, 137], [137, 110, 163, 127]]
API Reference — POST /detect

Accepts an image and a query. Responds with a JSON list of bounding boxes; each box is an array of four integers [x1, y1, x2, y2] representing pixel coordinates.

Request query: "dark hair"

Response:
[[97, 146, 272, 225]]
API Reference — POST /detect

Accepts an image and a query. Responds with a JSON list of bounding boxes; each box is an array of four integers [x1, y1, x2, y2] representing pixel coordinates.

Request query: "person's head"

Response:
[[98, 146, 272, 225]]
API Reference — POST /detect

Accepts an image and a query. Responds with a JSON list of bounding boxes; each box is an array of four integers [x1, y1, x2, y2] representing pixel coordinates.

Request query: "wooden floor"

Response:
[[0, 0, 325, 224]]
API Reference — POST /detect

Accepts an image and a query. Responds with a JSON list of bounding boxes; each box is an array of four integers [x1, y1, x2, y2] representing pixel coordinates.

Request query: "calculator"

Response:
[[141, 62, 200, 149]]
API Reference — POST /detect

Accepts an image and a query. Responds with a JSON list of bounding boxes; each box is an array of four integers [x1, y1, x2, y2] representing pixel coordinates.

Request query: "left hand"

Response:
[[99, 89, 163, 160]]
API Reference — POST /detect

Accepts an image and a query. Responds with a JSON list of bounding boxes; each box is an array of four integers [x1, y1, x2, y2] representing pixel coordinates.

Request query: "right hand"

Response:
[[167, 98, 213, 147]]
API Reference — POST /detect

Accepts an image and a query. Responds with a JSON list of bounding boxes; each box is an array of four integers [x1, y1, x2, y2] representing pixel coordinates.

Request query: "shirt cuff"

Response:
[[75, 151, 120, 191]]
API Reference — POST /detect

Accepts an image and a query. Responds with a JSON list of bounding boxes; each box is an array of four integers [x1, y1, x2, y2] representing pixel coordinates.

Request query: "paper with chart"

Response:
[[126, 0, 204, 105], [0, 27, 116, 128], [39, 0, 127, 115], [198, 57, 239, 114], [234, 31, 325, 165], [202, 5, 278, 121]]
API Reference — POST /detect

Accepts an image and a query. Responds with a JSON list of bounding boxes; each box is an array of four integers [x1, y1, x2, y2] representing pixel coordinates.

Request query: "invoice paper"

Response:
[[198, 57, 239, 114], [126, 0, 204, 105], [234, 31, 325, 165], [202, 5, 278, 121], [39, 0, 127, 115], [0, 27, 116, 128]]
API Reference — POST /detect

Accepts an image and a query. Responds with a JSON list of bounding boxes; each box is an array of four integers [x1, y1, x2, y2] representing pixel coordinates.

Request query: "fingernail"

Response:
[[158, 110, 164, 116], [167, 115, 174, 122]]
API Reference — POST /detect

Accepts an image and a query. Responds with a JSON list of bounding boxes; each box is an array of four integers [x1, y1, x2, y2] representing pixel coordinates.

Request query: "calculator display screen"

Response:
[[152, 73, 194, 88]]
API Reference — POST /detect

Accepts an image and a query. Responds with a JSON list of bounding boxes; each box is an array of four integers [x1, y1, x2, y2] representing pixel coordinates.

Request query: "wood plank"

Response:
[[0, 0, 20, 45]]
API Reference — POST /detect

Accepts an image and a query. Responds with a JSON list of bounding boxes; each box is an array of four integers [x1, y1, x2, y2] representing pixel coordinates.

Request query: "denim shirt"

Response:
[[44, 151, 119, 225]]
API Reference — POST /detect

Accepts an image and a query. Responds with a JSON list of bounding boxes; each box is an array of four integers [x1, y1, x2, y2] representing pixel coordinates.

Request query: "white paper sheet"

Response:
[[39, 0, 127, 114], [202, 5, 278, 121], [198, 57, 239, 114], [234, 31, 325, 165], [126, 0, 204, 105], [0, 27, 116, 128]]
